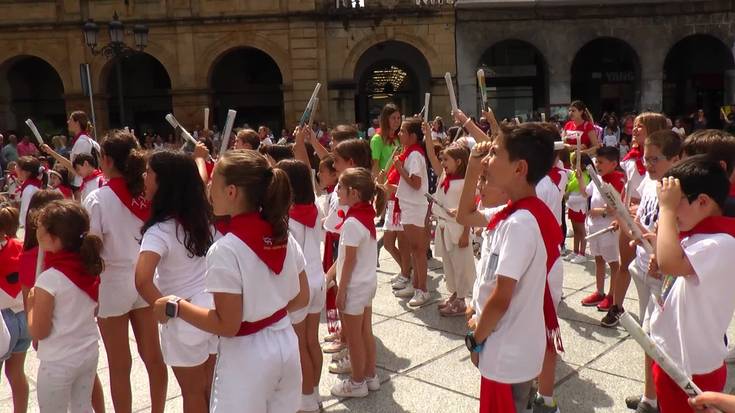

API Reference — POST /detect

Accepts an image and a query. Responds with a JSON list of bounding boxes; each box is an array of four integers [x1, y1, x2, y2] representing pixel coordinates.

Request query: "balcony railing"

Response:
[[334, 0, 454, 9]]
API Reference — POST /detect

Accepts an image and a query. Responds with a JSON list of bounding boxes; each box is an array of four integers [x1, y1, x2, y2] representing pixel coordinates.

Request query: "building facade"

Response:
[[455, 0, 735, 126], [0, 0, 455, 137]]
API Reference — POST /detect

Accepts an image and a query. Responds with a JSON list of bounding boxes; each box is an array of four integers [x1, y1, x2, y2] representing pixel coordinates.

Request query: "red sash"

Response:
[[289, 203, 318, 228], [19, 177, 42, 195], [104, 177, 151, 222], [19, 246, 39, 288], [622, 146, 645, 175], [548, 167, 563, 188], [386, 144, 425, 222], [44, 250, 100, 302], [487, 196, 564, 352], [335, 202, 377, 239], [323, 230, 340, 334], [235, 307, 287, 336], [440, 173, 462, 194], [228, 212, 288, 274], [0, 238, 23, 298], [679, 216, 735, 239]]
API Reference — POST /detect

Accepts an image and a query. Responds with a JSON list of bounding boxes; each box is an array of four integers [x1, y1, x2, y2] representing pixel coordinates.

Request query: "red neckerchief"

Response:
[[335, 202, 377, 239], [386, 143, 424, 186], [486, 196, 564, 353], [325, 185, 336, 194], [548, 167, 563, 187], [57, 185, 73, 199], [0, 237, 23, 298], [622, 146, 645, 175], [228, 212, 288, 274], [44, 250, 100, 302], [289, 203, 318, 228], [213, 216, 231, 235], [104, 177, 151, 222], [440, 174, 463, 194], [602, 170, 626, 194], [81, 169, 104, 192], [19, 177, 42, 194], [679, 216, 735, 239], [729, 182, 735, 197], [205, 161, 215, 180]]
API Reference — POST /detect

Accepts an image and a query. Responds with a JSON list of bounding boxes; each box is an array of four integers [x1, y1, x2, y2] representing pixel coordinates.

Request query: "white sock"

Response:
[[537, 392, 554, 406], [313, 386, 319, 396], [641, 396, 658, 408]]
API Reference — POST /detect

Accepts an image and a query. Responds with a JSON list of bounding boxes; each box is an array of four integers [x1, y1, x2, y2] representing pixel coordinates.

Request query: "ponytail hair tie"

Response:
[[80, 231, 87, 240]]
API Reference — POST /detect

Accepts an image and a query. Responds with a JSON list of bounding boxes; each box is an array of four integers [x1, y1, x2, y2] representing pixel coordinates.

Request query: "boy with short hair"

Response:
[[457, 124, 563, 412], [578, 146, 624, 309], [72, 153, 104, 202], [650, 155, 735, 412], [680, 130, 735, 216]]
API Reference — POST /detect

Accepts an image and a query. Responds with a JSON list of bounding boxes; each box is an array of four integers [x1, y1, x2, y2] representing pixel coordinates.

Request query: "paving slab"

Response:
[[555, 367, 643, 413]]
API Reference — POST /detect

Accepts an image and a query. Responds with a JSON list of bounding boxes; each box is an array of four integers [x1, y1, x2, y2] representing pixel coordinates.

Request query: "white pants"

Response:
[[211, 322, 301, 413], [435, 228, 476, 299], [37, 348, 98, 413]]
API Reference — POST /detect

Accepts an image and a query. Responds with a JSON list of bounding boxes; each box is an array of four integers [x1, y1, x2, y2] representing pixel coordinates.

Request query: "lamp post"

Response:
[[82, 12, 149, 128]]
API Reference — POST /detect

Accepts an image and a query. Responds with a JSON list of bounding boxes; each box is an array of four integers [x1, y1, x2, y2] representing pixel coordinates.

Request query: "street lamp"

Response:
[[82, 12, 149, 127]]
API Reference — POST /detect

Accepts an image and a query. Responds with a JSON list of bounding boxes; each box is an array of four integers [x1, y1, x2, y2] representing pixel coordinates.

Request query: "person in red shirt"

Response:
[[16, 136, 38, 158], [563, 101, 600, 155]]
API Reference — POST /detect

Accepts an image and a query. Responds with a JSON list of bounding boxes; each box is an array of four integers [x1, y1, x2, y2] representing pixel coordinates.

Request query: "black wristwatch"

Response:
[[165, 297, 182, 318], [465, 331, 485, 353]]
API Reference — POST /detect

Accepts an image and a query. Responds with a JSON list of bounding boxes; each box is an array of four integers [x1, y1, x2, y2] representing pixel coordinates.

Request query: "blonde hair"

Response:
[[635, 112, 668, 136]]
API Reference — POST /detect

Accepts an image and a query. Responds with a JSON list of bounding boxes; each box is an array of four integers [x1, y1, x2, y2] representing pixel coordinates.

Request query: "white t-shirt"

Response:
[[621, 160, 644, 201], [585, 182, 615, 231], [396, 151, 428, 209], [140, 219, 210, 299], [634, 176, 659, 273], [650, 233, 735, 375], [432, 176, 465, 246], [34, 268, 99, 361], [536, 176, 563, 226], [288, 212, 325, 290], [205, 233, 306, 326], [473, 209, 547, 383], [83, 186, 144, 282], [71, 134, 101, 187], [336, 218, 377, 294], [80, 174, 104, 202], [672, 127, 686, 137], [19, 183, 40, 228], [323, 187, 348, 234]]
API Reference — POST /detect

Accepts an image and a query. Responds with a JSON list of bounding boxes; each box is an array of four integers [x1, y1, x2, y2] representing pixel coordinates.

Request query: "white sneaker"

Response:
[[391, 275, 410, 290], [562, 253, 574, 262], [409, 290, 431, 307], [331, 348, 349, 362], [393, 284, 415, 298], [366, 374, 381, 391], [329, 356, 352, 374], [298, 392, 320, 412], [570, 254, 587, 264], [331, 378, 369, 398], [389, 273, 404, 283]]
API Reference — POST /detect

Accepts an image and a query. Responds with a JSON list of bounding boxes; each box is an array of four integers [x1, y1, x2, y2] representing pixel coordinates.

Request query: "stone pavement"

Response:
[[3, 247, 735, 412]]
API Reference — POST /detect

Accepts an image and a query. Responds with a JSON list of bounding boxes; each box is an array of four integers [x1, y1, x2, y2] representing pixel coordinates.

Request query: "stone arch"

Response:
[[343, 32, 441, 80]]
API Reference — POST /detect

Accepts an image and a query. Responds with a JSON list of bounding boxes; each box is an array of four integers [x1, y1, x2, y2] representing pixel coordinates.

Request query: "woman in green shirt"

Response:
[[370, 103, 401, 178]]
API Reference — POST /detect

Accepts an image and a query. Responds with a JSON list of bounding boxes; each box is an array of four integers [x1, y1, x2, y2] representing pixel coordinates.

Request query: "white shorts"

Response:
[[399, 203, 428, 228], [586, 228, 619, 263], [342, 282, 377, 316], [211, 322, 301, 413], [289, 278, 326, 324], [160, 292, 218, 367], [98, 270, 148, 318], [383, 200, 403, 232]]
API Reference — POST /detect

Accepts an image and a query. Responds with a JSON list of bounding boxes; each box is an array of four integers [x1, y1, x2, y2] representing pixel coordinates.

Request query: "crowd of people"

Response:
[[0, 99, 734, 413]]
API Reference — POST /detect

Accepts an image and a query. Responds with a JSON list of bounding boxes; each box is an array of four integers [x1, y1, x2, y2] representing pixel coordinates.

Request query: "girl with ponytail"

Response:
[[83, 130, 167, 413], [153, 149, 309, 413], [563, 100, 600, 155], [27, 200, 102, 412], [41, 110, 101, 188], [15, 156, 46, 228]]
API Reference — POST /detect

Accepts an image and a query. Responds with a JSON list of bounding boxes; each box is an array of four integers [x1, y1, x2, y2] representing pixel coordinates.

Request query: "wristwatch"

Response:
[[165, 297, 183, 318], [465, 331, 485, 353]]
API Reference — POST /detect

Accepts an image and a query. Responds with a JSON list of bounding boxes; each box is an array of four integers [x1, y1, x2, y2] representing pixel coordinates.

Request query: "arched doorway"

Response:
[[104, 53, 172, 134], [663, 34, 735, 129], [355, 41, 431, 127], [0, 56, 65, 133], [571, 38, 641, 118], [478, 39, 548, 121], [209, 48, 284, 133]]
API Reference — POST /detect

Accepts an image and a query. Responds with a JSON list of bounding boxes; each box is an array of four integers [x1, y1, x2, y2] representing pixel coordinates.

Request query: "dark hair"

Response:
[[596, 146, 621, 163], [236, 129, 260, 150], [338, 167, 385, 216], [17, 156, 48, 187], [331, 124, 358, 143], [275, 159, 316, 205], [70, 110, 92, 133], [333, 139, 372, 169], [216, 150, 291, 242], [500, 123, 557, 185], [645, 130, 682, 159], [142, 151, 213, 257], [72, 153, 98, 169], [379, 103, 400, 143], [51, 165, 72, 188], [319, 154, 337, 173], [664, 155, 730, 210], [22, 189, 64, 251], [199, 136, 214, 154], [100, 130, 146, 198], [570, 100, 591, 121], [258, 144, 294, 163], [0, 204, 19, 237], [403, 117, 425, 144], [38, 200, 104, 275], [682, 130, 735, 175]]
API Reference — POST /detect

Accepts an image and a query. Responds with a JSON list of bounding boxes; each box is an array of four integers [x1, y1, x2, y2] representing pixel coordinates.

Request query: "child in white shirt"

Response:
[[15, 156, 44, 228]]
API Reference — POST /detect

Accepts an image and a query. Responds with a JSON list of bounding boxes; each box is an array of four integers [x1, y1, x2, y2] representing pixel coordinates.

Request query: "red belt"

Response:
[[235, 307, 287, 336]]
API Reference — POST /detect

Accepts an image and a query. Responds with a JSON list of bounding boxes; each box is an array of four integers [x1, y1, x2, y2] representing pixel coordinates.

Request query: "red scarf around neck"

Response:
[[602, 170, 626, 194], [486, 196, 564, 353], [622, 146, 645, 175], [440, 173, 463, 194], [105, 177, 151, 222], [0, 237, 23, 298], [81, 169, 104, 189], [19, 177, 42, 194], [57, 185, 73, 199], [228, 212, 288, 274], [289, 203, 318, 228], [679, 216, 735, 240], [44, 250, 100, 302], [335, 202, 377, 239], [386, 143, 424, 185]]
